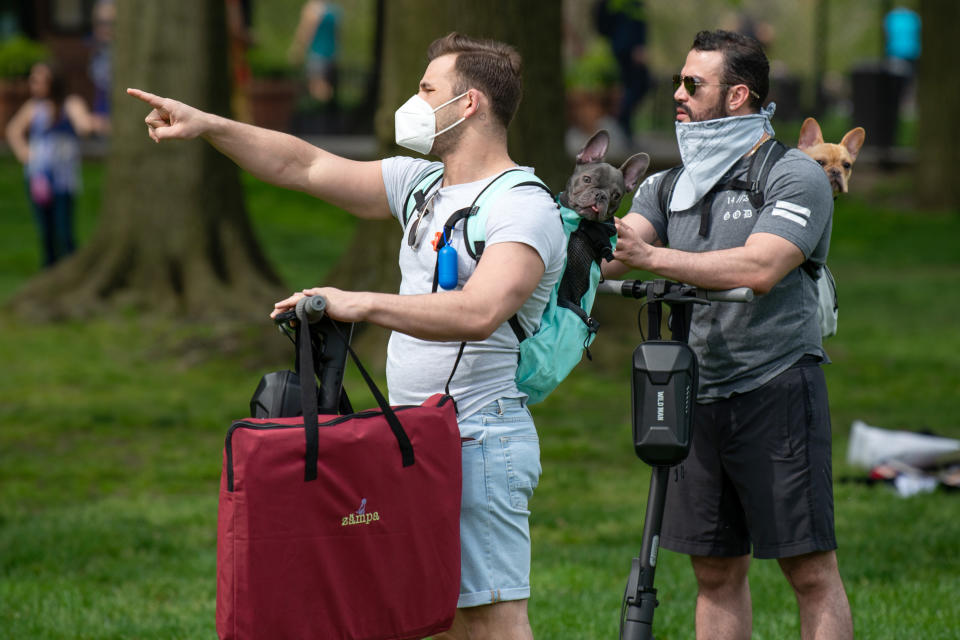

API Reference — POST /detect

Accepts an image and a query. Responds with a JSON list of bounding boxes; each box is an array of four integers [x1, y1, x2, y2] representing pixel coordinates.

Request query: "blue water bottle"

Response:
[[437, 231, 458, 290]]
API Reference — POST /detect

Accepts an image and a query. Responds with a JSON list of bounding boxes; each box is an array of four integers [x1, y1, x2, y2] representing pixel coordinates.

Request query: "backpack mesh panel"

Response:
[[558, 229, 601, 305]]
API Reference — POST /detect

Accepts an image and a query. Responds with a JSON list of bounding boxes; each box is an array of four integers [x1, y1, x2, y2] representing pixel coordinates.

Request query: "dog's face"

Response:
[[560, 130, 649, 222], [798, 117, 866, 196]]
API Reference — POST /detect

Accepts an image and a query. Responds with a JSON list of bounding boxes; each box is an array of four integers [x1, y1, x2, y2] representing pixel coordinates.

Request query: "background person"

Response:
[[592, 0, 649, 140], [129, 31, 564, 640], [226, 0, 254, 122], [88, 0, 115, 134], [6, 62, 95, 268], [609, 29, 853, 640], [288, 0, 341, 104]]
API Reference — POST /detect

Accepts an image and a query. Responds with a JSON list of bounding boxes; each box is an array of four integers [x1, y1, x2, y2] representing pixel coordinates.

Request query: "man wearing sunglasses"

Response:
[[130, 32, 564, 640], [610, 30, 853, 640]]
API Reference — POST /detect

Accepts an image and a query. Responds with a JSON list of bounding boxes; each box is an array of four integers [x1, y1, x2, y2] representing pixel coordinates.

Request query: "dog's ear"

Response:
[[840, 127, 866, 161], [798, 117, 824, 150], [576, 130, 610, 165], [619, 152, 650, 193]]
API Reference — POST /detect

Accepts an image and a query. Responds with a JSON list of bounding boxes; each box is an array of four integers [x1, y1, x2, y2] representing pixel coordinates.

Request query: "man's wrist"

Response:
[[201, 111, 229, 141], [644, 245, 662, 273]]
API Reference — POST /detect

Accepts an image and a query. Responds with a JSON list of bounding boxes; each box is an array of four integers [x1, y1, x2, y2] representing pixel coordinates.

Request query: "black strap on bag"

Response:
[[657, 139, 789, 238], [436, 172, 557, 397], [295, 303, 415, 482], [657, 139, 821, 276]]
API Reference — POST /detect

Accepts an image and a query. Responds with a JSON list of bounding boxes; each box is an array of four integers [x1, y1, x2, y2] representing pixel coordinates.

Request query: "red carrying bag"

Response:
[[217, 302, 462, 640]]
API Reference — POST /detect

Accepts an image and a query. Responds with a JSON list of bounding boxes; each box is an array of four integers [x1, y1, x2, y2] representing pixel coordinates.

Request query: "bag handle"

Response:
[[295, 300, 415, 482]]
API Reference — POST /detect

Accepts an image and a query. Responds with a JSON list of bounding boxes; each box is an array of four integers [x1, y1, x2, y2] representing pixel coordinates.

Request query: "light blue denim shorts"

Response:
[[456, 397, 542, 608]]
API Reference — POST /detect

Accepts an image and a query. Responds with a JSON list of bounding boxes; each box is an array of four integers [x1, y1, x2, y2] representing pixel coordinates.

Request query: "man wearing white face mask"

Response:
[[608, 30, 853, 640], [128, 31, 563, 640]]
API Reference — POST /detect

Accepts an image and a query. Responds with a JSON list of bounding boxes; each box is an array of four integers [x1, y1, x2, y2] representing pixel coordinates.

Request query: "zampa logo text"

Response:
[[342, 498, 379, 526], [341, 512, 380, 526]]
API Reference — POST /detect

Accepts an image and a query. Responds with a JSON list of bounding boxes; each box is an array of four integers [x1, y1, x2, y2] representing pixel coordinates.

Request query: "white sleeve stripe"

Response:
[[774, 200, 811, 217], [772, 209, 809, 226]]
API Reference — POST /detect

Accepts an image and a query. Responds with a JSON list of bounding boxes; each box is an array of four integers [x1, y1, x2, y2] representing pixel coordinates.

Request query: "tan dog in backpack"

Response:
[[798, 117, 866, 197]]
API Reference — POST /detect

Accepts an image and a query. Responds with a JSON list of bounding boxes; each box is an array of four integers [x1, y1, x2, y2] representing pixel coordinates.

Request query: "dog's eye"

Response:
[[613, 191, 621, 201], [843, 162, 851, 169], [816, 160, 825, 166], [582, 175, 591, 184]]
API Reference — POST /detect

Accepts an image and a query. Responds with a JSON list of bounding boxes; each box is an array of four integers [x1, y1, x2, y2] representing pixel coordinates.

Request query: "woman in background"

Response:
[[5, 62, 94, 268], [288, 0, 341, 104]]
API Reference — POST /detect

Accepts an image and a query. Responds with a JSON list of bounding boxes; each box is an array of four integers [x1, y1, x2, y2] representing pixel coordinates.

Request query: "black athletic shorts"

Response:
[[660, 356, 837, 559]]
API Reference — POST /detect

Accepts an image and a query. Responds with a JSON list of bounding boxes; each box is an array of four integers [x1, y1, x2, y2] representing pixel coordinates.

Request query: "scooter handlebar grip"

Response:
[[597, 279, 632, 296], [704, 287, 754, 303], [295, 295, 328, 323]]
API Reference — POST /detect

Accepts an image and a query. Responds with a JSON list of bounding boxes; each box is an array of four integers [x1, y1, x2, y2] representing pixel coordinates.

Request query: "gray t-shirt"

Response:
[[630, 148, 833, 401], [381, 156, 566, 418]]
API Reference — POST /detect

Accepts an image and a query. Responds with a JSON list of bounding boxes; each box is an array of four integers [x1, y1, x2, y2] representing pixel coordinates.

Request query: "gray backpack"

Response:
[[657, 139, 838, 337]]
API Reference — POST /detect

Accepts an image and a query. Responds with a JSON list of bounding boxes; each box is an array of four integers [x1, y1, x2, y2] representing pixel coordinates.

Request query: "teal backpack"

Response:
[[402, 167, 616, 405]]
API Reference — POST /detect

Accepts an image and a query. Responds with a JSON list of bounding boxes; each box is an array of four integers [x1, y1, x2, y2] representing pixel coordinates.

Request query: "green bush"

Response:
[[565, 38, 619, 92], [247, 45, 296, 79], [0, 36, 50, 79]]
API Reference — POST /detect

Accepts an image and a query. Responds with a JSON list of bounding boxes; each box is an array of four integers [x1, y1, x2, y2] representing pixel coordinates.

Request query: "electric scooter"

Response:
[[598, 279, 753, 640], [251, 295, 355, 419]]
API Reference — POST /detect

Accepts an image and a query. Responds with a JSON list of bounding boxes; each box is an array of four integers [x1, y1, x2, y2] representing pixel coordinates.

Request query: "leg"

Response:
[[778, 551, 853, 640], [452, 399, 541, 638], [52, 193, 76, 260], [433, 600, 533, 640], [37, 203, 57, 267], [659, 401, 753, 638], [26, 180, 57, 268], [691, 554, 752, 640]]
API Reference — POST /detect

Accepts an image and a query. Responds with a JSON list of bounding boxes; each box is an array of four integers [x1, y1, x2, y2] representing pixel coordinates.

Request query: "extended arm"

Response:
[[613, 212, 804, 294], [272, 241, 546, 342], [4, 100, 34, 165], [126, 88, 391, 219], [64, 95, 96, 137], [288, 1, 320, 64]]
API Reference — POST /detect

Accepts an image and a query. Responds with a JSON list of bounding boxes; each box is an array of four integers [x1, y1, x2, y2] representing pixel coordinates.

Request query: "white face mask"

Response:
[[394, 91, 469, 155]]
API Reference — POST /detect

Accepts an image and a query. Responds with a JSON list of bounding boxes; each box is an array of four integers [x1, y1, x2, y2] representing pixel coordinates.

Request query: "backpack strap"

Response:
[[657, 166, 684, 216], [659, 139, 789, 238], [401, 167, 444, 228], [742, 138, 788, 210], [656, 140, 824, 284], [458, 169, 554, 260], [460, 170, 554, 343], [801, 259, 822, 279], [442, 170, 556, 393]]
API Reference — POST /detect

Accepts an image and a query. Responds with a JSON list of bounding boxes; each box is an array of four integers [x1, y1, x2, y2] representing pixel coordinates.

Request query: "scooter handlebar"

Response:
[[703, 287, 754, 303], [295, 294, 328, 323], [598, 279, 754, 303]]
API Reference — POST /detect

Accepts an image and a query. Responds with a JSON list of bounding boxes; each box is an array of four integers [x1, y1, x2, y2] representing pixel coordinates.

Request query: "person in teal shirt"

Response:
[[289, 1, 341, 103]]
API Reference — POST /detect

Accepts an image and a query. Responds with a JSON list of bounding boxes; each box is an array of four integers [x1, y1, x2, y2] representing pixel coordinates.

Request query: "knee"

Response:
[[691, 555, 750, 593], [779, 551, 841, 596]]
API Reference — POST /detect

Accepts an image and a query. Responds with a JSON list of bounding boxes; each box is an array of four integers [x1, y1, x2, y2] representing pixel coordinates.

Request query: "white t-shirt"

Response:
[[381, 156, 566, 419]]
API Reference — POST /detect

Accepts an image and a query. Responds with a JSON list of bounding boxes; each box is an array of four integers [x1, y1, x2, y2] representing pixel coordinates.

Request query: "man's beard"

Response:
[[680, 88, 730, 122], [431, 110, 466, 157]]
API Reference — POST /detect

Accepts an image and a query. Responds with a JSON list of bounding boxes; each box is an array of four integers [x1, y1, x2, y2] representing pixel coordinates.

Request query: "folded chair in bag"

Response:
[[217, 299, 462, 640]]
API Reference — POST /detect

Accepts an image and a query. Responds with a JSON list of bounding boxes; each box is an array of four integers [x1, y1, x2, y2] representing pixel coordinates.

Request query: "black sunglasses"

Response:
[[672, 74, 760, 99]]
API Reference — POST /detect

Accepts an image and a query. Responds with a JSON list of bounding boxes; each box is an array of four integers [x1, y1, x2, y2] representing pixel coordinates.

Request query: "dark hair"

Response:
[[427, 32, 523, 129], [691, 29, 768, 110], [32, 61, 69, 121]]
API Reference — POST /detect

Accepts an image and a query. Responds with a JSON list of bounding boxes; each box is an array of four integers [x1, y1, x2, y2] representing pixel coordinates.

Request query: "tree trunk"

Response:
[[10, 0, 284, 320], [916, 0, 960, 210], [326, 0, 566, 299]]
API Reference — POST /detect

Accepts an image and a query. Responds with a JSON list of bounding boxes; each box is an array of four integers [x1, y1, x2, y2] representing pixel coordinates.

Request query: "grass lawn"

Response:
[[1, 156, 959, 639]]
